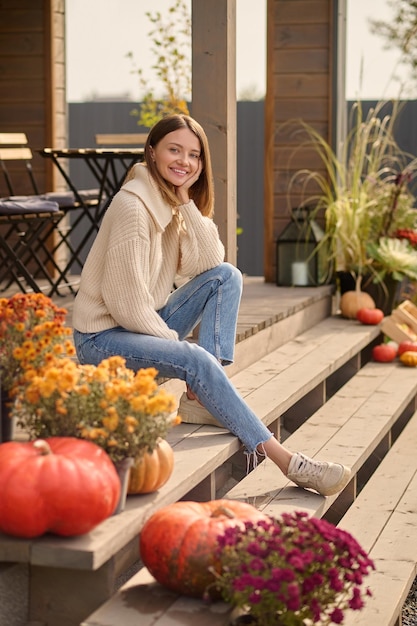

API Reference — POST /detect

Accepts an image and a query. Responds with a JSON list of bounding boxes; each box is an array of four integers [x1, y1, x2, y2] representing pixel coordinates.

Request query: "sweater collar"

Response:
[[121, 163, 173, 231]]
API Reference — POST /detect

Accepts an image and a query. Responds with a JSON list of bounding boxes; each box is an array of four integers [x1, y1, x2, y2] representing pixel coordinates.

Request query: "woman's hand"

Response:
[[175, 160, 203, 204]]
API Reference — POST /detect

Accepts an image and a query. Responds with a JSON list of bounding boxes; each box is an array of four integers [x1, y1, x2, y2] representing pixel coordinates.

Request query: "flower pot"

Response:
[[336, 272, 401, 315], [113, 457, 134, 514], [127, 438, 174, 495], [0, 388, 14, 443]]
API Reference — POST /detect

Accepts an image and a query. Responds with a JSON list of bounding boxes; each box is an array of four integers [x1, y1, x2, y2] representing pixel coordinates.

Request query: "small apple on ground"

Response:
[[397, 340, 417, 356], [372, 344, 397, 362], [356, 308, 384, 325]]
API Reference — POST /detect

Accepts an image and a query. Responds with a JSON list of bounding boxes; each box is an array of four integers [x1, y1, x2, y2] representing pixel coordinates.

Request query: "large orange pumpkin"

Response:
[[139, 499, 269, 597], [0, 437, 120, 538], [128, 438, 174, 494]]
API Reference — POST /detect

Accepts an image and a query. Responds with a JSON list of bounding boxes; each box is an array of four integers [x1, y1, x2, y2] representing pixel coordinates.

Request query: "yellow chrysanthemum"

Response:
[[10, 348, 178, 463], [55, 398, 68, 415], [129, 395, 149, 412], [102, 413, 119, 432]]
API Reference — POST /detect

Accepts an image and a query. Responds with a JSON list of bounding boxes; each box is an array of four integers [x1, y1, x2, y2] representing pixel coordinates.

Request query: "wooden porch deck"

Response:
[[4, 277, 416, 626], [1, 275, 335, 365], [37, 275, 335, 342]]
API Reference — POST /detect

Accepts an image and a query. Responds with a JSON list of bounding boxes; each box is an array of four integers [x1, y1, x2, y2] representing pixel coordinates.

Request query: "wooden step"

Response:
[[0, 314, 379, 626], [83, 363, 417, 626], [0, 563, 28, 626], [338, 411, 417, 626], [225, 360, 417, 522], [80, 361, 417, 626]]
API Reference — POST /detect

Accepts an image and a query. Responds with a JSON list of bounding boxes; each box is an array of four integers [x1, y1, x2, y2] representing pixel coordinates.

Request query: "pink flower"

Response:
[[330, 607, 344, 623], [212, 511, 374, 626]]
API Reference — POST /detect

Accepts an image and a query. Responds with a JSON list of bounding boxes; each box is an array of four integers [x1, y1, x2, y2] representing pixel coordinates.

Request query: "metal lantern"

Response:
[[276, 207, 327, 287]]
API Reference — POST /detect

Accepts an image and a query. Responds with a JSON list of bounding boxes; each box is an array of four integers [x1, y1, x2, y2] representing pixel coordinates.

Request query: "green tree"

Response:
[[369, 1, 417, 85], [128, 0, 191, 128]]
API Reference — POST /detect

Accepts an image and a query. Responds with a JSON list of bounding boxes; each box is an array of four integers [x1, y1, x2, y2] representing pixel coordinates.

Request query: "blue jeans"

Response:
[[73, 263, 272, 453]]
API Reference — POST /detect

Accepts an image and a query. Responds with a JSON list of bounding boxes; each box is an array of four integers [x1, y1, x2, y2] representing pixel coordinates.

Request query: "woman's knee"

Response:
[[218, 262, 243, 289]]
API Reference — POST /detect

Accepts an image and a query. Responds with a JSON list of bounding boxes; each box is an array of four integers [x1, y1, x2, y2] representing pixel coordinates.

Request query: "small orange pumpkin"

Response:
[[400, 351, 417, 367], [127, 438, 174, 494], [340, 290, 375, 319]]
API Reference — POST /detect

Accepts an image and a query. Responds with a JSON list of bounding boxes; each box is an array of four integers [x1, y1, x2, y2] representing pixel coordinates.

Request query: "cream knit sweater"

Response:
[[72, 164, 225, 341]]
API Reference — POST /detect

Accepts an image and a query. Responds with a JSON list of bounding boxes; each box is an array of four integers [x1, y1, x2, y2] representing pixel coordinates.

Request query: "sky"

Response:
[[346, 0, 412, 99], [66, 0, 414, 103], [66, 0, 267, 102]]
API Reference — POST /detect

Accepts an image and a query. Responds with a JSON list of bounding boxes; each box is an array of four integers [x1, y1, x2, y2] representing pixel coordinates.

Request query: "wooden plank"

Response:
[[274, 23, 330, 47], [81, 568, 232, 626], [0, 147, 32, 159], [0, 8, 43, 31], [226, 362, 417, 518], [338, 412, 417, 552], [368, 470, 417, 563], [0, 132, 28, 144], [342, 558, 416, 626], [338, 414, 417, 626], [0, 32, 44, 55], [233, 318, 381, 421], [275, 0, 329, 22], [95, 133, 148, 146]]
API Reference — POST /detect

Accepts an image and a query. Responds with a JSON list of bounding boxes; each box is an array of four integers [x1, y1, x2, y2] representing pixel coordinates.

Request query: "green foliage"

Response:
[[287, 101, 417, 286], [369, 1, 417, 87], [128, 0, 191, 128]]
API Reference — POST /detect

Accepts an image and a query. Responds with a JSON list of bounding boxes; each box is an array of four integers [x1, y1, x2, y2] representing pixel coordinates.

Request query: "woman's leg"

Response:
[[159, 263, 242, 405], [158, 262, 242, 365], [74, 327, 351, 497], [75, 327, 271, 452]]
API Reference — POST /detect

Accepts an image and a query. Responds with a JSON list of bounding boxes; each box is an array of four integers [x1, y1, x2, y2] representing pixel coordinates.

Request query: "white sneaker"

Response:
[[287, 452, 351, 496], [178, 393, 223, 427]]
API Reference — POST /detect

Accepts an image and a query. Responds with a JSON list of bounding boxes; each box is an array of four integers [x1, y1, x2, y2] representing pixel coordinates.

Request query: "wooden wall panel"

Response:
[[274, 0, 329, 21], [264, 0, 339, 282], [192, 0, 237, 265], [274, 75, 329, 98], [0, 0, 65, 195]]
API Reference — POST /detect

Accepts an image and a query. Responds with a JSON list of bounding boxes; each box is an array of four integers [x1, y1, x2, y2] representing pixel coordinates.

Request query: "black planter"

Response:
[[336, 272, 401, 315], [0, 387, 13, 443]]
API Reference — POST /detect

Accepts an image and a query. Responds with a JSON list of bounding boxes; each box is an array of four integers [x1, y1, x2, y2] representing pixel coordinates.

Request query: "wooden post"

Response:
[[191, 0, 237, 265]]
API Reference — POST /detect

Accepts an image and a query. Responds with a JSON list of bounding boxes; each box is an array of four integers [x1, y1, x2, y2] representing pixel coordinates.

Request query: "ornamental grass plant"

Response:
[[288, 100, 417, 290], [212, 511, 374, 626], [0, 293, 74, 393], [12, 355, 180, 463]]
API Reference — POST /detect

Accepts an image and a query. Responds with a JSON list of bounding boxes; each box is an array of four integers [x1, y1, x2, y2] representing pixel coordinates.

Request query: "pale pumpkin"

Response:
[[340, 290, 375, 319], [127, 438, 174, 494]]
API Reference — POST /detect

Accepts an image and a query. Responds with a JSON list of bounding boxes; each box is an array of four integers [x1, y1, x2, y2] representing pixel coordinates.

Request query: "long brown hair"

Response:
[[144, 114, 215, 217]]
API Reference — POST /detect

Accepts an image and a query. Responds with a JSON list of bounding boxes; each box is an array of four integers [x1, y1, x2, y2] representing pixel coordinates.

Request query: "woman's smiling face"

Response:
[[150, 127, 201, 187]]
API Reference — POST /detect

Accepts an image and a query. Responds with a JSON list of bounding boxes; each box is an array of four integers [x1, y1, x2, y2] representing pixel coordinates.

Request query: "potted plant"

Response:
[[211, 510, 374, 626], [11, 355, 180, 510], [0, 293, 74, 442], [288, 100, 417, 312]]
